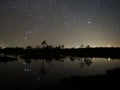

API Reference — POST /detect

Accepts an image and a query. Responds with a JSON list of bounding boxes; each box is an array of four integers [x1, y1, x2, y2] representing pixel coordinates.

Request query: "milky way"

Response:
[[0, 0, 120, 48]]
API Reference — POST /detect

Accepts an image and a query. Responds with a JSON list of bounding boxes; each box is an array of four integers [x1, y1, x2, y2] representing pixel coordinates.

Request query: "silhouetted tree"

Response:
[[71, 47, 75, 49], [45, 45, 53, 49], [41, 40, 47, 48], [34, 45, 40, 49], [57, 45, 64, 49], [55, 46, 59, 49], [86, 45, 91, 48], [26, 46, 32, 49], [80, 44, 84, 48], [61, 45, 64, 49]]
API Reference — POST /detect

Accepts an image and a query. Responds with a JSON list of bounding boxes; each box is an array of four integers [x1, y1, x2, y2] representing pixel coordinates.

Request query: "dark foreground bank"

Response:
[[0, 47, 120, 59]]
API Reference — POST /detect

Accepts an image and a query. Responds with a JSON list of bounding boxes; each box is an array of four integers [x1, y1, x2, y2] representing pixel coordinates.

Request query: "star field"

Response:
[[0, 0, 120, 48]]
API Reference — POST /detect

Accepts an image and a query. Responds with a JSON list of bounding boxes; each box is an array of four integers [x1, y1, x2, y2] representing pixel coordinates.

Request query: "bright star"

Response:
[[24, 36, 28, 40], [88, 21, 92, 24]]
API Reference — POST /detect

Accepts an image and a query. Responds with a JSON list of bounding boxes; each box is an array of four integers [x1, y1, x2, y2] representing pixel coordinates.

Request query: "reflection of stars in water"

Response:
[[24, 68, 31, 72], [23, 61, 26, 65], [108, 57, 111, 61], [37, 76, 40, 80]]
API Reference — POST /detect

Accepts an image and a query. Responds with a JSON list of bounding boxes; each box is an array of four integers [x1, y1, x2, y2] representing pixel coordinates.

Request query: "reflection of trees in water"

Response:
[[22, 57, 66, 82], [78, 58, 92, 68], [39, 58, 65, 74], [70, 56, 75, 62], [40, 59, 47, 74], [79, 61, 86, 68], [69, 57, 92, 68], [23, 59, 48, 83], [84, 58, 92, 66], [24, 59, 32, 64], [23, 57, 92, 81], [23, 59, 48, 74]]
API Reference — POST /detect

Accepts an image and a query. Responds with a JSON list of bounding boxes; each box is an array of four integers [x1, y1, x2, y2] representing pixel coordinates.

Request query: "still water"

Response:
[[0, 57, 120, 88]]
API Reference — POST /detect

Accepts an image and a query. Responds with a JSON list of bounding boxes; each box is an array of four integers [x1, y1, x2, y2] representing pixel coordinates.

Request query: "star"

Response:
[[88, 21, 92, 24], [0, 0, 120, 48], [26, 31, 32, 34], [24, 36, 28, 40], [3, 21, 8, 25], [12, 6, 16, 9], [30, 14, 33, 17], [39, 16, 42, 19]]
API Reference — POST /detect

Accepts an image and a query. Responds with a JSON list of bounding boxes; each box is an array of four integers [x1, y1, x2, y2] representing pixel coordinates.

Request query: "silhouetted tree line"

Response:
[[0, 40, 120, 59]]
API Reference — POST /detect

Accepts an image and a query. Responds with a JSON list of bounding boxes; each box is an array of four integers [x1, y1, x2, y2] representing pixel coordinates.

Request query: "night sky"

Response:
[[0, 0, 120, 48]]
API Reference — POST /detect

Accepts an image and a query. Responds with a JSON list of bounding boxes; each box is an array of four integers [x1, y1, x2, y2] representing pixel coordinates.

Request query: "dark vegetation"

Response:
[[0, 40, 120, 59], [56, 68, 120, 89], [1, 47, 120, 58], [0, 56, 17, 62]]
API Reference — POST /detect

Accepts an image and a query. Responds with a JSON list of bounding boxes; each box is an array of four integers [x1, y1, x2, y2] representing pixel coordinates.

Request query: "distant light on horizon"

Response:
[[107, 45, 111, 47]]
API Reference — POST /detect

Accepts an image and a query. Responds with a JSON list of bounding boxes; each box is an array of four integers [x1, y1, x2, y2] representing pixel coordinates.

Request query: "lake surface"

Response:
[[0, 57, 120, 89]]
